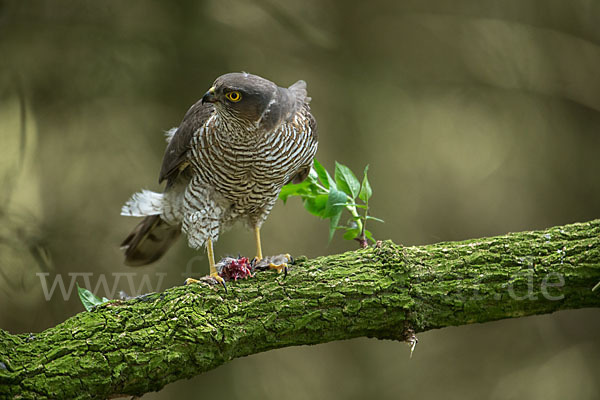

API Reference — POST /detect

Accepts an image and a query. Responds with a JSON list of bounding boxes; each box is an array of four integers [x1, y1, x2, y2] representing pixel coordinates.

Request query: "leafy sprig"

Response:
[[280, 160, 383, 247]]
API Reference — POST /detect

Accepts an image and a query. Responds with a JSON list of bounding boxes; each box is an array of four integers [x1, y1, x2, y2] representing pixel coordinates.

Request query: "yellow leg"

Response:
[[254, 225, 263, 261], [206, 238, 217, 275], [185, 238, 225, 288], [206, 239, 225, 286]]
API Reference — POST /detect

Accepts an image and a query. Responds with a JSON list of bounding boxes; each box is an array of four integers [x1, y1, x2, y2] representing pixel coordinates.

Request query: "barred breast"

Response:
[[190, 105, 317, 220]]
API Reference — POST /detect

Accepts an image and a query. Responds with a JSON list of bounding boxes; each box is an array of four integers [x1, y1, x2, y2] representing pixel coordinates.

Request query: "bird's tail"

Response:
[[120, 190, 180, 266], [121, 189, 164, 217]]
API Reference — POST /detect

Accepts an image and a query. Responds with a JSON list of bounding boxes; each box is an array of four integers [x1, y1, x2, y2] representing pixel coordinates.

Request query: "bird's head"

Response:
[[202, 72, 307, 132]]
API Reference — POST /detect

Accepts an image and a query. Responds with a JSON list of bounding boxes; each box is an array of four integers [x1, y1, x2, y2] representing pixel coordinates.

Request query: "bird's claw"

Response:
[[210, 272, 227, 292], [253, 254, 293, 277], [184, 273, 227, 293], [268, 262, 288, 277], [184, 277, 201, 285]]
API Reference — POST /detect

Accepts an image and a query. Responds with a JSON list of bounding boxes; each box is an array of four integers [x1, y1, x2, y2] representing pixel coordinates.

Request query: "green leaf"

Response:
[[77, 283, 108, 311], [328, 208, 343, 242], [307, 167, 319, 184], [335, 162, 361, 199], [366, 215, 385, 223], [343, 228, 360, 240], [304, 194, 328, 217], [359, 165, 372, 203], [324, 187, 348, 218], [364, 229, 375, 242], [313, 159, 331, 189], [279, 180, 312, 203], [324, 186, 347, 241]]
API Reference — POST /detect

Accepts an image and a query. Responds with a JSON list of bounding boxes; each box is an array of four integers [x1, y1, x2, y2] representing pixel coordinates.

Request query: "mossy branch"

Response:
[[1, 220, 599, 399]]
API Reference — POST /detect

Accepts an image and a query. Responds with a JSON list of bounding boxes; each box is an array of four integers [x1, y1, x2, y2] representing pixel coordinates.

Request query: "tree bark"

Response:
[[1, 220, 599, 399]]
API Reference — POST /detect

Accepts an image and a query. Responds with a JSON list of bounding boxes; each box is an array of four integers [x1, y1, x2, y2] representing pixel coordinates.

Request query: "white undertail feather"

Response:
[[121, 190, 164, 217]]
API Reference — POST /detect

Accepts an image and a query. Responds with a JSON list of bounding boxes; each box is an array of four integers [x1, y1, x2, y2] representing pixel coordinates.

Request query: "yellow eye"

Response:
[[225, 91, 242, 102]]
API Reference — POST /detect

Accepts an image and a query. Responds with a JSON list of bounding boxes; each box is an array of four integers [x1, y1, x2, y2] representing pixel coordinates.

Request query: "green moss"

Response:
[[1, 220, 599, 399]]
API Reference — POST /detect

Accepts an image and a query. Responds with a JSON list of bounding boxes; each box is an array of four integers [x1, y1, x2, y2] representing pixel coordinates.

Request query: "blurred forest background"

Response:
[[1, 0, 599, 399]]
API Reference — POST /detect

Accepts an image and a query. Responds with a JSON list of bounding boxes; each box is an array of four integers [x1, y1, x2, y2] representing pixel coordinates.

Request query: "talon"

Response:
[[184, 274, 227, 292], [267, 254, 292, 276], [268, 262, 288, 275], [210, 272, 227, 293]]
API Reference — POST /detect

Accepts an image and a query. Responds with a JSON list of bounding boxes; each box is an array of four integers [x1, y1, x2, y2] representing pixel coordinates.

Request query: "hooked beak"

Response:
[[201, 87, 217, 104]]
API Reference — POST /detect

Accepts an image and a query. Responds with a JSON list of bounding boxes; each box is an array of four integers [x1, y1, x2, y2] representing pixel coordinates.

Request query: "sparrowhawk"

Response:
[[120, 72, 318, 285]]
